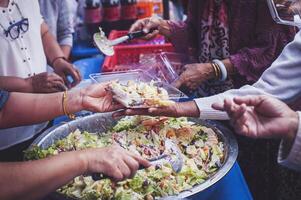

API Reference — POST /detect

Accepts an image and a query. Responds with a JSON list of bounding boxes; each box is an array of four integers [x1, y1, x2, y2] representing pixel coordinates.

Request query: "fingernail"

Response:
[[143, 28, 149, 33]]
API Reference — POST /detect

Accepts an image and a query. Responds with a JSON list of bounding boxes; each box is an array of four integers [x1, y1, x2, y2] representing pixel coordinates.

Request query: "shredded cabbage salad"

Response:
[[25, 116, 224, 200]]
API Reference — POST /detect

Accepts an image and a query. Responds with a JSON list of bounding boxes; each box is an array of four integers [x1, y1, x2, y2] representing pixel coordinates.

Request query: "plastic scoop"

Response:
[[93, 27, 154, 56], [92, 139, 183, 181]]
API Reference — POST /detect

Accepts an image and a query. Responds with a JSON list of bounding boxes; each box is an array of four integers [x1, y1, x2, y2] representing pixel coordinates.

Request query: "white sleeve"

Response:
[[278, 112, 301, 171], [195, 30, 301, 120], [57, 0, 74, 47]]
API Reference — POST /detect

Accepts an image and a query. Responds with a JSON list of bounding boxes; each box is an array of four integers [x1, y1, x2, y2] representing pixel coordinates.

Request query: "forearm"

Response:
[[41, 22, 66, 67], [0, 151, 86, 200], [168, 1, 198, 56], [194, 31, 301, 120], [175, 101, 200, 118], [0, 89, 84, 128], [0, 76, 33, 93], [195, 85, 270, 120], [60, 45, 72, 59]]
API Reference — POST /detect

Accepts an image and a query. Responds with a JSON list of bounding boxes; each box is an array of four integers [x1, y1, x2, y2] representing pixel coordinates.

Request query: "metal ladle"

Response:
[[93, 27, 153, 56]]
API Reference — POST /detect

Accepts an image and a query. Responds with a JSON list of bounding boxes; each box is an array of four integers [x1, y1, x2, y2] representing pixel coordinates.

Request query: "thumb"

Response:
[[212, 102, 224, 111]]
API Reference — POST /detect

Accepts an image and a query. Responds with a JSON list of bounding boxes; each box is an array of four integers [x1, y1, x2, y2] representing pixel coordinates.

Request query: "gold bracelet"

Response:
[[212, 62, 221, 80], [62, 91, 76, 120], [214, 63, 222, 80], [211, 62, 219, 80]]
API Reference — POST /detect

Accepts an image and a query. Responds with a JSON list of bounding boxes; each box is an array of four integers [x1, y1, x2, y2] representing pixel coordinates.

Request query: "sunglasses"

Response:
[[4, 18, 29, 40]]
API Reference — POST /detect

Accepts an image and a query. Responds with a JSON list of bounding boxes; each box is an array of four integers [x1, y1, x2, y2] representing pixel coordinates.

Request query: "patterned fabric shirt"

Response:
[[168, 0, 296, 88]]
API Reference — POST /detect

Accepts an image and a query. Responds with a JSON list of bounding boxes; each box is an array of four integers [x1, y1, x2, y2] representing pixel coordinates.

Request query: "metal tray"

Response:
[[30, 113, 238, 200]]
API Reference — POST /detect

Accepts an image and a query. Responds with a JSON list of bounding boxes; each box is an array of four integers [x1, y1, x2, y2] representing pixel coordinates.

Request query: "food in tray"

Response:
[[25, 116, 225, 200], [109, 80, 176, 108]]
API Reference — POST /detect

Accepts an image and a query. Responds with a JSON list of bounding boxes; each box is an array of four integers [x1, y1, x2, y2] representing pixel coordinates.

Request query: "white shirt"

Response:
[[0, 0, 48, 150], [194, 30, 301, 120], [193, 30, 301, 170], [39, 0, 75, 47]]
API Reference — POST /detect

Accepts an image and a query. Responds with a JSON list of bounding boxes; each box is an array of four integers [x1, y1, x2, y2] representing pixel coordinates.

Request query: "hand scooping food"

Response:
[[92, 139, 183, 181]]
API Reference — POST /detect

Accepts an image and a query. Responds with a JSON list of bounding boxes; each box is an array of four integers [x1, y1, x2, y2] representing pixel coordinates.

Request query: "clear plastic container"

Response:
[[89, 69, 187, 107], [90, 69, 155, 83], [136, 52, 190, 84], [102, 52, 190, 85]]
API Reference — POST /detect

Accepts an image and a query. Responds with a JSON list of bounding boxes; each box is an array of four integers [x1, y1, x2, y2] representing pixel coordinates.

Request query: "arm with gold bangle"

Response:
[[222, 58, 236, 75], [0, 84, 123, 129], [210, 58, 236, 81]]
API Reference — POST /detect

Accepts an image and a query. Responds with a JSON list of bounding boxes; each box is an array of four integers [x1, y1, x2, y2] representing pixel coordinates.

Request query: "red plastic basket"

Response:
[[102, 30, 174, 72]]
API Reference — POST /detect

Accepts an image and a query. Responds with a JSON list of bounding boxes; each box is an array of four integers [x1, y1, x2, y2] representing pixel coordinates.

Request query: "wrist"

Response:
[[285, 112, 299, 142], [77, 150, 89, 174], [78, 148, 106, 174], [176, 101, 200, 118], [203, 63, 215, 80], [222, 59, 235, 75], [79, 88, 88, 111], [24, 77, 34, 93], [52, 57, 67, 69], [65, 90, 84, 115]]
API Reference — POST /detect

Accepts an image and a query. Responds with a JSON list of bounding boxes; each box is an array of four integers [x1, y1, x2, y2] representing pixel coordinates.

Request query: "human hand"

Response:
[[129, 16, 171, 40], [26, 72, 67, 93], [80, 83, 124, 113], [52, 58, 81, 88], [113, 105, 180, 119], [113, 101, 200, 118], [212, 95, 299, 140], [81, 145, 151, 181], [173, 63, 215, 90]]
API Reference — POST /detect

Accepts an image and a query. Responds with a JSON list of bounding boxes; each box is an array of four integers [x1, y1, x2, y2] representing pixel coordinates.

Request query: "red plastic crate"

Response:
[[102, 30, 174, 72]]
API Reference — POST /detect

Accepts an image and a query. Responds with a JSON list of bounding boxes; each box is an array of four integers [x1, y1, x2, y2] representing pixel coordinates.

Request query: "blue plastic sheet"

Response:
[[73, 56, 104, 79], [71, 41, 100, 58], [190, 162, 253, 200]]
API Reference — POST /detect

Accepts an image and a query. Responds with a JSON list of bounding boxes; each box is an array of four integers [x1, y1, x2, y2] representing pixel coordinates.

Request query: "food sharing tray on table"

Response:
[[26, 113, 238, 200], [90, 70, 188, 108]]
